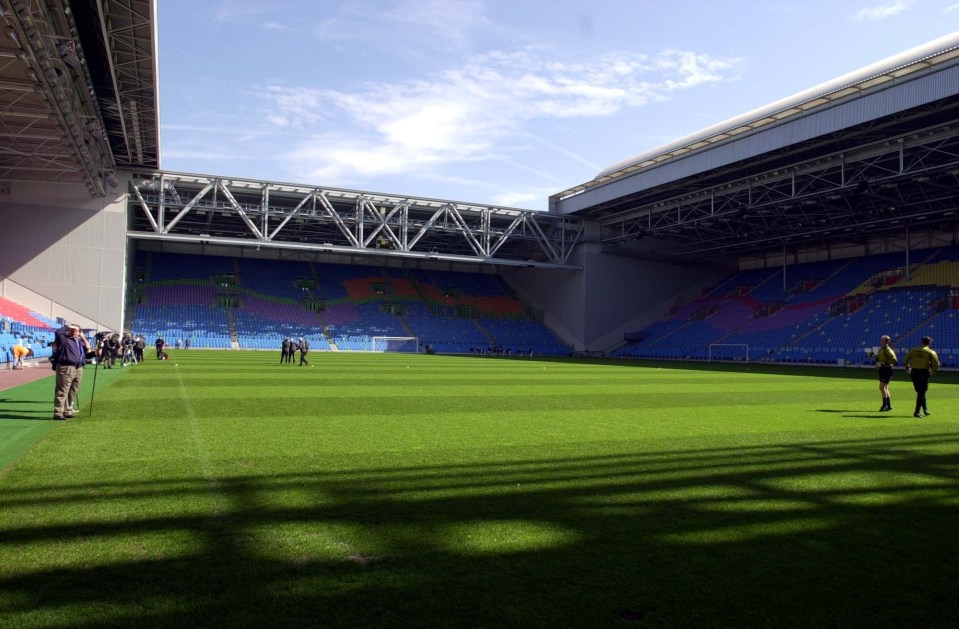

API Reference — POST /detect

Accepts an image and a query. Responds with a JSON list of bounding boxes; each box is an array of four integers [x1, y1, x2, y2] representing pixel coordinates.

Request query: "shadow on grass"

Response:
[[841, 414, 897, 420], [1, 432, 959, 627], [0, 368, 123, 424], [0, 413, 52, 421], [0, 399, 51, 422], [815, 410, 928, 420], [0, 403, 56, 421], [458, 354, 959, 385]]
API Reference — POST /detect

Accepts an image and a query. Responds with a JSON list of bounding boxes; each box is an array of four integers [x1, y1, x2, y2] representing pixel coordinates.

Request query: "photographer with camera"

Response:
[[51, 324, 93, 420]]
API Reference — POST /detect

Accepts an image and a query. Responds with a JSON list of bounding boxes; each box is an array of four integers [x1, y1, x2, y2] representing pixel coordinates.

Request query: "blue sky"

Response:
[[158, 1, 959, 210]]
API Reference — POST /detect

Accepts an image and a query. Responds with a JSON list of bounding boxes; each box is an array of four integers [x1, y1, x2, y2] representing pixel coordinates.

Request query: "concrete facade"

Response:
[[0, 175, 129, 331]]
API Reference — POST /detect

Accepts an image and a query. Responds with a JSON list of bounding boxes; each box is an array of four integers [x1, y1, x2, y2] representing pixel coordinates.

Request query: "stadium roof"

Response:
[[0, 0, 159, 196], [127, 171, 585, 269], [594, 31, 959, 184], [549, 31, 959, 258]]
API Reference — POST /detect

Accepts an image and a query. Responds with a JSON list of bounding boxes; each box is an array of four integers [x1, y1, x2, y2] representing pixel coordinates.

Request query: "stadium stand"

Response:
[[128, 253, 570, 355], [613, 246, 959, 368], [130, 252, 234, 348], [0, 296, 56, 366]]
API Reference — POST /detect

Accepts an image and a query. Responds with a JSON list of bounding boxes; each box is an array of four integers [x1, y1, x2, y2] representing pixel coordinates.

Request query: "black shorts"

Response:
[[910, 368, 930, 393], [878, 365, 893, 384]]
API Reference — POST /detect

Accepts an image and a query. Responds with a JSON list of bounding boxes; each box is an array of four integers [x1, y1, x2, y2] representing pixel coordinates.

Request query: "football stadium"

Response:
[[2, 2, 959, 627]]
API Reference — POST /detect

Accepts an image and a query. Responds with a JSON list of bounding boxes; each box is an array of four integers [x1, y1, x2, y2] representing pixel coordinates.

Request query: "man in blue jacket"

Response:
[[52, 324, 92, 420]]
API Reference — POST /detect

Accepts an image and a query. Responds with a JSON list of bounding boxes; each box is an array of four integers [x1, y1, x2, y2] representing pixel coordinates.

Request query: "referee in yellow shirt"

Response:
[[875, 335, 897, 411], [904, 336, 940, 418]]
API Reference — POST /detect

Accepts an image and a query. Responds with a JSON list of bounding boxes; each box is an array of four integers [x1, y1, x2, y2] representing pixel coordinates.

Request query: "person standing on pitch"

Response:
[[298, 337, 310, 366], [134, 335, 146, 363], [904, 336, 939, 418], [51, 324, 92, 420], [875, 334, 897, 411], [120, 334, 135, 366]]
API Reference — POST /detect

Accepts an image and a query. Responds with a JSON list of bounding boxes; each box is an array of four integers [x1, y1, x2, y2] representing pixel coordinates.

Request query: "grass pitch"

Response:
[[1, 352, 957, 628]]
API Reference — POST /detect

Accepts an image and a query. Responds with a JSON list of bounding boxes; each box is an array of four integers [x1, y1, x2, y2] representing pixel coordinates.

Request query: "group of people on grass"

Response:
[[94, 332, 148, 368], [874, 335, 940, 417], [29, 322, 944, 421], [280, 337, 310, 366], [47, 326, 178, 420]]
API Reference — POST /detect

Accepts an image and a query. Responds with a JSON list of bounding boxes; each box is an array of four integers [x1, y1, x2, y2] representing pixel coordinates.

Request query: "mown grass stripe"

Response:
[[0, 352, 956, 628]]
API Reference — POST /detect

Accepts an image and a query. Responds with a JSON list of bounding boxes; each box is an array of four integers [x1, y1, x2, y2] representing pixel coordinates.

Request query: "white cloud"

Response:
[[515, 128, 603, 171], [162, 148, 254, 161], [314, 0, 489, 51], [380, 0, 489, 49], [261, 46, 742, 184], [163, 123, 261, 136], [492, 189, 552, 208], [946, 2, 959, 11], [262, 21, 296, 31], [855, 1, 912, 20]]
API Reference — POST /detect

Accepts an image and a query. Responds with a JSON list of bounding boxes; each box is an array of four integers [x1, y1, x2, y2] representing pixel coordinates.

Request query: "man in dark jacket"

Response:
[[52, 324, 92, 420], [102, 334, 119, 369], [299, 337, 310, 366], [281, 338, 290, 364]]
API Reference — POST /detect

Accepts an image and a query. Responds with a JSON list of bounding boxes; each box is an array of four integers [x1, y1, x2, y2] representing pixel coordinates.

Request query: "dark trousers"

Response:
[[911, 369, 930, 410]]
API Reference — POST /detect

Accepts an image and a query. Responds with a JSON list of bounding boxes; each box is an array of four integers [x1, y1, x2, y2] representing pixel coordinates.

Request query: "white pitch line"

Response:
[[174, 366, 227, 515]]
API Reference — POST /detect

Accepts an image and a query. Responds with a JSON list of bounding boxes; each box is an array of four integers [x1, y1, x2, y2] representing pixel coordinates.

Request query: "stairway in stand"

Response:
[[226, 308, 238, 349], [123, 301, 137, 335], [471, 319, 496, 347], [321, 323, 338, 351]]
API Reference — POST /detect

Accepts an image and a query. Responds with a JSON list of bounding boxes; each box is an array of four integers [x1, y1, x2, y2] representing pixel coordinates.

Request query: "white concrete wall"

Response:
[[0, 175, 128, 331], [503, 236, 732, 353]]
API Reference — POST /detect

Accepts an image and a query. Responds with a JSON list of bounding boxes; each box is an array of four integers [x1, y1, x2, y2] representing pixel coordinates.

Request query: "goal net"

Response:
[[707, 344, 749, 362], [371, 336, 419, 353]]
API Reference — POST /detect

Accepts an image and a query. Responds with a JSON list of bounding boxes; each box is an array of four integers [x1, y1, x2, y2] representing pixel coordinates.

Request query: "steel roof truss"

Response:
[[268, 190, 313, 240], [216, 181, 264, 240], [131, 183, 159, 232], [128, 173, 584, 267], [601, 123, 959, 255], [163, 181, 213, 233], [487, 213, 527, 258], [526, 216, 559, 263], [406, 205, 447, 250], [317, 192, 361, 247], [360, 198, 405, 250], [446, 204, 485, 257]]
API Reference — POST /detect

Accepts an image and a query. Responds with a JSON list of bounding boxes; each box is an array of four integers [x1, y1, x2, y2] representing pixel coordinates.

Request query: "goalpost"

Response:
[[707, 343, 750, 362], [371, 336, 420, 353]]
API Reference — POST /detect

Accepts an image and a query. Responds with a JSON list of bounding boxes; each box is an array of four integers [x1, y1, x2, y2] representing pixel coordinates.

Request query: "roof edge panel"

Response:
[[594, 30, 959, 181]]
